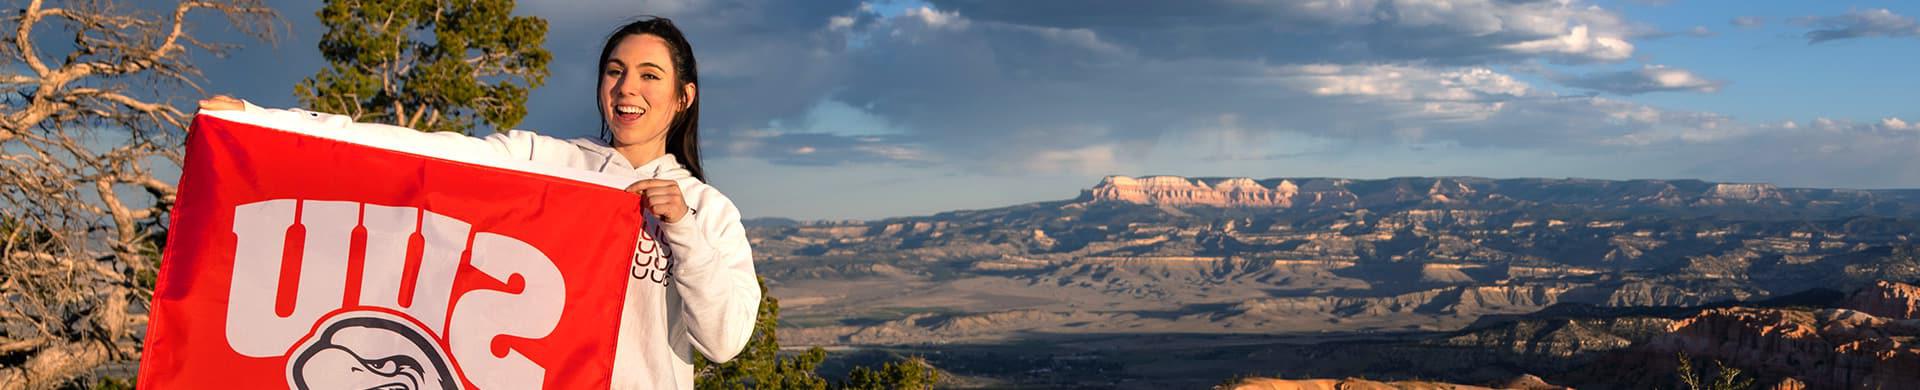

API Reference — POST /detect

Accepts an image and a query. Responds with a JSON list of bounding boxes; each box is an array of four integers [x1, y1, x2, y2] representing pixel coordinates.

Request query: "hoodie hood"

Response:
[[569, 138, 693, 181]]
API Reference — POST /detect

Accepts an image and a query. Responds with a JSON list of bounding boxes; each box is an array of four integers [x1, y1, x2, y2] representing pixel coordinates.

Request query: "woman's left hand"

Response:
[[627, 179, 688, 223]]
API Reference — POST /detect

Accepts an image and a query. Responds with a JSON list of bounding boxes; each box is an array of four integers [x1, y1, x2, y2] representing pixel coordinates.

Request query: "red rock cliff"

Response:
[[1843, 280, 1920, 320], [1641, 297, 1920, 390], [1088, 176, 1297, 207]]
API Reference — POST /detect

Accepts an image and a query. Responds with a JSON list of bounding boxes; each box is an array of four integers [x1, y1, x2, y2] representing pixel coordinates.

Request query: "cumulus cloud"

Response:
[[1551, 65, 1726, 95], [1731, 16, 1765, 28], [831, 14, 1610, 169], [927, 0, 1639, 64], [902, 6, 966, 30], [1880, 117, 1912, 131], [1794, 8, 1920, 43], [842, 14, 1722, 157]]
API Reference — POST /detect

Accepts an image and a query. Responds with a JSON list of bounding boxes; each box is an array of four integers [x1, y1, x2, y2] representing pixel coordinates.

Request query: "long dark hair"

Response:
[[599, 17, 704, 181]]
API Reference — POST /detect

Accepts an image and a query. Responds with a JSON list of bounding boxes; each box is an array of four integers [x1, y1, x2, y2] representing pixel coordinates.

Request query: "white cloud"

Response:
[[903, 6, 967, 30], [829, 15, 857, 31], [1286, 64, 1534, 122], [1879, 117, 1912, 131], [829, 10, 1765, 169], [1503, 25, 1636, 62]]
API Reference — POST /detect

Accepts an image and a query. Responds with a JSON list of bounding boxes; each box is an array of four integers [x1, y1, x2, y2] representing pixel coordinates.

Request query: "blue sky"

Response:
[[193, 0, 1920, 220]]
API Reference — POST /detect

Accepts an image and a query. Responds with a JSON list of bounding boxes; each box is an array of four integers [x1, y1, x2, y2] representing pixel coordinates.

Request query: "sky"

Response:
[[190, 0, 1920, 220]]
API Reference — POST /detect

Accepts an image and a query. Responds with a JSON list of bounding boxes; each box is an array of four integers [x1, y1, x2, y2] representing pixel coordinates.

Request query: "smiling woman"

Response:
[[596, 19, 704, 182], [195, 16, 759, 390]]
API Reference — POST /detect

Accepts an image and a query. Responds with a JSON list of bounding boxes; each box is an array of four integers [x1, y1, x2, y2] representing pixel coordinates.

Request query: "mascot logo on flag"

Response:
[[287, 310, 459, 390], [225, 199, 565, 389]]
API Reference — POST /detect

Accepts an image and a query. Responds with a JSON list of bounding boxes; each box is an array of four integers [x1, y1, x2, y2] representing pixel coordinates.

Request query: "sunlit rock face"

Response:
[[1632, 282, 1920, 390], [1088, 175, 1298, 207], [1843, 280, 1920, 320]]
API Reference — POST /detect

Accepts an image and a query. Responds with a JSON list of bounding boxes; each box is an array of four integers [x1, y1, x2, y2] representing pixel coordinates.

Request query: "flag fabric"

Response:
[[139, 113, 644, 389]]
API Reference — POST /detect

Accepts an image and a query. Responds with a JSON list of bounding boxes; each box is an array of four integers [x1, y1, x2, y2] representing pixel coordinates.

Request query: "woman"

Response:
[[199, 17, 757, 389]]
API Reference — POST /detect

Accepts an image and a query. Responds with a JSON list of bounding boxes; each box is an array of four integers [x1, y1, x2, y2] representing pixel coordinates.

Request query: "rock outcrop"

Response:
[[1436, 317, 1671, 362], [1089, 176, 1296, 207], [1842, 280, 1920, 320], [1707, 183, 1785, 202], [1635, 299, 1920, 390], [1765, 377, 1808, 390], [1223, 377, 1495, 390], [784, 309, 1128, 345], [1232, 284, 1573, 320], [1493, 374, 1572, 390]]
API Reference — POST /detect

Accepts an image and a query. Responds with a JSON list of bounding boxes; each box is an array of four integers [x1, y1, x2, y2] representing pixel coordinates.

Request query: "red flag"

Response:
[[140, 114, 641, 389]]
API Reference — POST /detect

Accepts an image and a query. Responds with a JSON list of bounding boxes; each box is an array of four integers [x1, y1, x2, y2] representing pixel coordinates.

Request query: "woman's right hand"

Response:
[[197, 95, 244, 112]]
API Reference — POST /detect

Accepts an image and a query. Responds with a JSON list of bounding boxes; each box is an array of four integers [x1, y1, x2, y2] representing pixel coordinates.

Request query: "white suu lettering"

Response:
[[227, 200, 354, 357], [448, 232, 566, 389], [357, 204, 466, 335], [223, 199, 567, 379]]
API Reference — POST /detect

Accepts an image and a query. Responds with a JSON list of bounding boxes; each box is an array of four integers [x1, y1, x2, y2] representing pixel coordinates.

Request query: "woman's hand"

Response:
[[197, 95, 244, 112], [626, 179, 688, 223]]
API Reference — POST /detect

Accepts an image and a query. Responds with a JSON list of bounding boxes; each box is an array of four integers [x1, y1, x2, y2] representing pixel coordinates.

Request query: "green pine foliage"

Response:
[[694, 277, 829, 389], [297, 0, 552, 134], [696, 278, 942, 389], [839, 357, 940, 390], [1676, 352, 1755, 390]]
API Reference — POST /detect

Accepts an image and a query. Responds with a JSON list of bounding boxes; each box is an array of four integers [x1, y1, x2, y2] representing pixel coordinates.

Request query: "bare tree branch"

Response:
[[0, 1, 278, 387]]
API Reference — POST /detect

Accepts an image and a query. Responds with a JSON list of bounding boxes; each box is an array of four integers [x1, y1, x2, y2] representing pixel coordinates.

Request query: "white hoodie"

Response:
[[228, 102, 760, 390]]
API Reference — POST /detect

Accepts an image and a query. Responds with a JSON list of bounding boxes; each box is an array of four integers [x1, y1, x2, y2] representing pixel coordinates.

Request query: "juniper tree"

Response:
[[296, 0, 550, 134]]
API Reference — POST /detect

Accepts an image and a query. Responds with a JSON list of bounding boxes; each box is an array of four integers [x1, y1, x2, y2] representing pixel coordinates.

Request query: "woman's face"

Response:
[[600, 34, 694, 147]]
